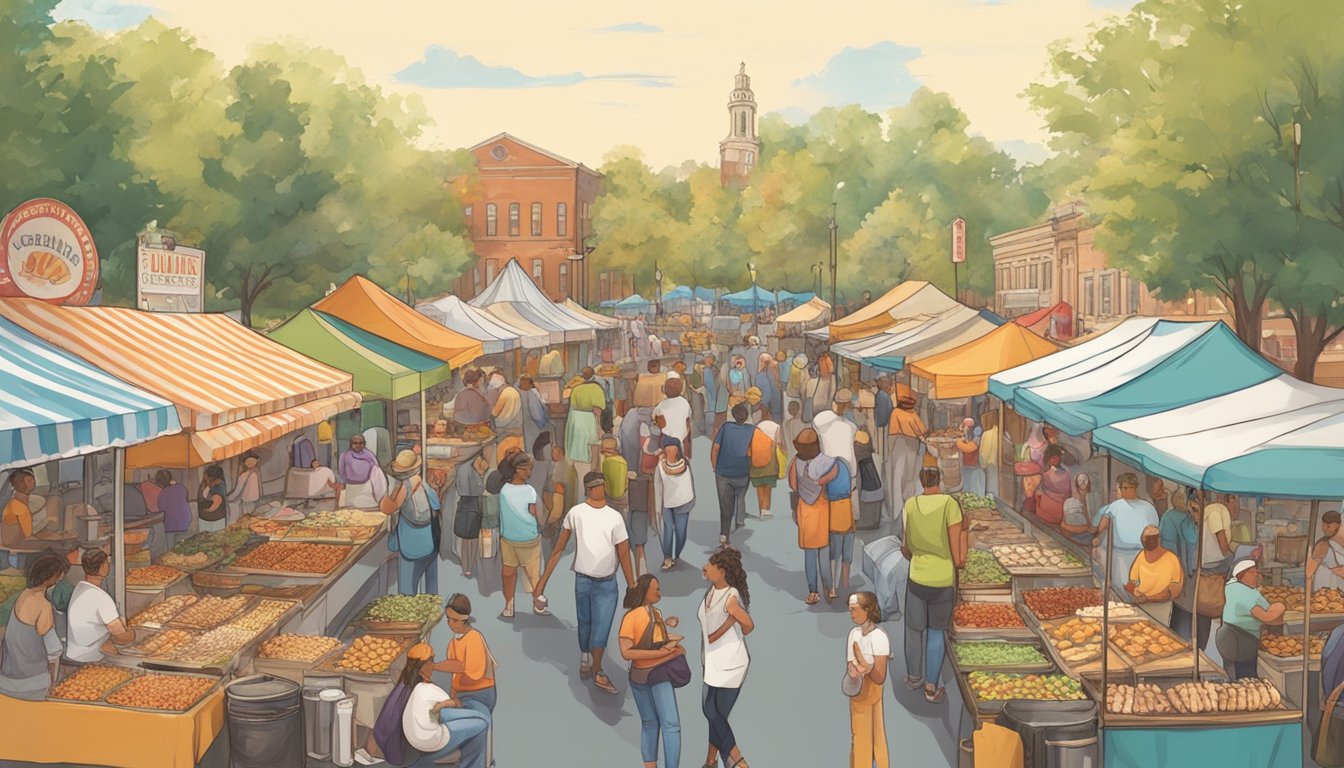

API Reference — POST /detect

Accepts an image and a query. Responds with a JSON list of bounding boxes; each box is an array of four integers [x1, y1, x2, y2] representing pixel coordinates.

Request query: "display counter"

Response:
[[0, 685, 225, 768]]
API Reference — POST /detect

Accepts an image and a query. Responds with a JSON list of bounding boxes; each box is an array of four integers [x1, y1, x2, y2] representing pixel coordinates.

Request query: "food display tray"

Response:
[[1106, 620, 1190, 668], [47, 666, 144, 706], [222, 541, 355, 579], [124, 568, 190, 594], [315, 635, 416, 683], [98, 669, 224, 713], [167, 595, 258, 632], [1084, 676, 1301, 728], [951, 638, 1056, 672]]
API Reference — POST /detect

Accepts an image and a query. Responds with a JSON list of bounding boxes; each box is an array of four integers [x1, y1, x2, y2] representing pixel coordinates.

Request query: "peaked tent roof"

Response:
[[835, 305, 1000, 373], [560, 299, 621, 329], [314, 275, 483, 369], [418, 295, 547, 352], [269, 309, 453, 400], [615, 294, 652, 308], [828, 281, 962, 342], [987, 318, 1283, 435], [720, 285, 808, 309], [469, 260, 596, 343], [908, 322, 1060, 399], [776, 296, 831, 324], [0, 315, 181, 470]]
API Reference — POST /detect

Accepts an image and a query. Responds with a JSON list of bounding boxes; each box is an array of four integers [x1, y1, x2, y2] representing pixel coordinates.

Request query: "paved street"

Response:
[[426, 434, 967, 767]]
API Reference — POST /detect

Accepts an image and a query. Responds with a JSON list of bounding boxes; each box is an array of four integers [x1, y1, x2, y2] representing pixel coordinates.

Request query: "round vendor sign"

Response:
[[0, 198, 99, 305]]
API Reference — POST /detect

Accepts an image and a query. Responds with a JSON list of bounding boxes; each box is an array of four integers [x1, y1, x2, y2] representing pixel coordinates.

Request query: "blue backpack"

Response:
[[825, 459, 852, 501]]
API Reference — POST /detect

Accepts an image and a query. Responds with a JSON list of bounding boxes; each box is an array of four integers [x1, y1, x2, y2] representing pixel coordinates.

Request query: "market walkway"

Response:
[[424, 433, 966, 767]]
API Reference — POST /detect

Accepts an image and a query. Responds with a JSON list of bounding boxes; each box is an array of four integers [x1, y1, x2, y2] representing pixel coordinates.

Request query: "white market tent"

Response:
[[470, 259, 596, 344], [418, 294, 548, 353], [830, 305, 999, 373]]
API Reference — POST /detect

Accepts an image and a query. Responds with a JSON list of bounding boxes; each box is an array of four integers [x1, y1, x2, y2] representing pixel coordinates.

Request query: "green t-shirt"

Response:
[[1222, 581, 1270, 635], [903, 493, 963, 588]]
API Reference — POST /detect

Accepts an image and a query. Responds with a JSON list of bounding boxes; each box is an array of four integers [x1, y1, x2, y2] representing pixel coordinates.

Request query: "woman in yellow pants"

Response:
[[845, 591, 890, 768]]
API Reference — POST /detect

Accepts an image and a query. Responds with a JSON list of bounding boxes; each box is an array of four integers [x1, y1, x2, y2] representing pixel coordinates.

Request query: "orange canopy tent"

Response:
[[314, 275, 483, 369], [827, 281, 961, 343], [908, 322, 1060, 399]]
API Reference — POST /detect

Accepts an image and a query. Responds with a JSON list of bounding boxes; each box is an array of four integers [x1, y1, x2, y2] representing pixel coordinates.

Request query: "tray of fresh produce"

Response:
[[1108, 620, 1188, 666], [966, 672, 1087, 713], [317, 635, 415, 680], [256, 634, 344, 663], [122, 628, 199, 658], [1104, 679, 1289, 719], [229, 541, 351, 576], [129, 595, 200, 629], [168, 595, 254, 631], [952, 602, 1034, 639], [952, 640, 1054, 672], [104, 671, 219, 712], [125, 565, 187, 590], [49, 664, 138, 703], [1260, 631, 1327, 661], [167, 528, 255, 569], [355, 594, 444, 632], [959, 550, 1012, 589], [992, 544, 1088, 576], [1022, 587, 1103, 621], [953, 493, 997, 511]]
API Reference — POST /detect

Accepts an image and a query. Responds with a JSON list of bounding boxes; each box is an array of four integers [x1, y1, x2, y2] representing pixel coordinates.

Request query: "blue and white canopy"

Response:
[[0, 315, 181, 470]]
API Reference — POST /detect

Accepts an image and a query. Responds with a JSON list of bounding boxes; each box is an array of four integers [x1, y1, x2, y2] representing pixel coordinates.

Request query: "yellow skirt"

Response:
[[797, 496, 830, 549]]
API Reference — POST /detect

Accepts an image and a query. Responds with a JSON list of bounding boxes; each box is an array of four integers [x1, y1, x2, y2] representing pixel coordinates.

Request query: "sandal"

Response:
[[904, 675, 923, 690], [826, 588, 838, 602], [661, 559, 675, 572], [532, 596, 550, 615], [499, 604, 514, 619], [805, 593, 820, 606], [593, 672, 619, 695], [924, 687, 946, 703]]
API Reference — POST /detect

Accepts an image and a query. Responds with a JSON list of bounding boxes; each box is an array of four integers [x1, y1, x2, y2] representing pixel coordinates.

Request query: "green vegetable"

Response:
[[953, 493, 997, 510], [954, 641, 1048, 667], [960, 550, 1011, 585], [364, 594, 441, 623]]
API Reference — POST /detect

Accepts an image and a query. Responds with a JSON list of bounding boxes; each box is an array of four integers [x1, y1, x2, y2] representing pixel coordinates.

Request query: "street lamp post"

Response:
[[812, 262, 823, 296], [1293, 121, 1303, 233], [748, 261, 759, 337], [654, 263, 663, 322], [828, 182, 844, 390]]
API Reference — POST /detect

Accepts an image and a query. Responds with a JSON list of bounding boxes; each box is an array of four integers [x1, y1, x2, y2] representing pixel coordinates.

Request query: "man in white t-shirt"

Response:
[[534, 471, 635, 696], [653, 377, 693, 458], [65, 549, 135, 663]]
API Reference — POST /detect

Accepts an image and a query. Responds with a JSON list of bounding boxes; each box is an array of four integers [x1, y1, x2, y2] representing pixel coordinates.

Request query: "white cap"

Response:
[[1228, 559, 1257, 583]]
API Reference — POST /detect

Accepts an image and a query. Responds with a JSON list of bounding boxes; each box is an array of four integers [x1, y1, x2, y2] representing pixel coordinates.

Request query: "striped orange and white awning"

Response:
[[0, 299, 354, 431], [125, 391, 362, 468]]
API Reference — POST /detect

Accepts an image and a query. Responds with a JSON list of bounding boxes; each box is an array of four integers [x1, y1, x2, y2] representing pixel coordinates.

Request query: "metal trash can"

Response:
[[225, 674, 304, 768], [997, 700, 1098, 768]]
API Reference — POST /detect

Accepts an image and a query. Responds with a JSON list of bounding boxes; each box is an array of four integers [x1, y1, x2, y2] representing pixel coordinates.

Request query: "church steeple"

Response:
[[719, 62, 760, 187]]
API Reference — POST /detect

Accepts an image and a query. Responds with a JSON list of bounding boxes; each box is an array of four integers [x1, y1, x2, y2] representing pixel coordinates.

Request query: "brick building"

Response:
[[719, 63, 760, 187], [455, 133, 600, 302], [990, 202, 1222, 336]]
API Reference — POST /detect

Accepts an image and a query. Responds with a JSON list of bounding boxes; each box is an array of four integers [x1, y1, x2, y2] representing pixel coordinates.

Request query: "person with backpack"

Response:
[[748, 409, 784, 521], [380, 450, 441, 595], [711, 403, 757, 547], [788, 428, 839, 606], [449, 454, 489, 579], [814, 393, 859, 598], [364, 642, 490, 768], [619, 574, 686, 768], [901, 468, 965, 703], [654, 441, 695, 571]]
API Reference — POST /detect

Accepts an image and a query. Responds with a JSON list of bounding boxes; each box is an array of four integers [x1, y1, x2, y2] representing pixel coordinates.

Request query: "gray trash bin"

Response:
[[225, 674, 304, 768], [997, 699, 1098, 768]]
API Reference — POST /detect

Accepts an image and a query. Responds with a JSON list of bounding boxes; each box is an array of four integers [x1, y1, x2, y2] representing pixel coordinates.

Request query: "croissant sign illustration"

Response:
[[0, 198, 99, 305]]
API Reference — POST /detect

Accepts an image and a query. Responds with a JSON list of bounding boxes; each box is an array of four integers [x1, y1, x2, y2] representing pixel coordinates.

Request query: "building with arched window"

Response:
[[456, 133, 601, 301], [719, 62, 760, 188]]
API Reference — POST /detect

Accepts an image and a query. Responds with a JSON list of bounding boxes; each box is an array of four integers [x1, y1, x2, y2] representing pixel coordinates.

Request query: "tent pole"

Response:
[[1193, 486, 1206, 682], [113, 447, 127, 614], [1304, 498, 1319, 719], [997, 401, 1006, 506], [420, 388, 428, 482]]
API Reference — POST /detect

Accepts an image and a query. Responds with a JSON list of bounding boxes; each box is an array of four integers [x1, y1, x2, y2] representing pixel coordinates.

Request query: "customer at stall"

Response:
[[1162, 490, 1202, 639], [955, 417, 985, 497], [1124, 525, 1183, 625], [1309, 510, 1344, 593], [435, 594, 497, 721], [885, 384, 927, 527], [197, 464, 230, 533], [227, 451, 262, 521], [490, 373, 523, 437], [901, 467, 965, 703], [1092, 473, 1160, 598], [151, 470, 192, 542], [519, 376, 551, 460], [381, 450, 441, 595], [337, 434, 388, 509], [1199, 491, 1236, 569], [452, 370, 493, 432], [498, 453, 545, 619], [1035, 445, 1073, 526], [978, 410, 1001, 500], [2, 469, 74, 549], [65, 549, 135, 664], [1218, 559, 1287, 681], [0, 553, 68, 699]]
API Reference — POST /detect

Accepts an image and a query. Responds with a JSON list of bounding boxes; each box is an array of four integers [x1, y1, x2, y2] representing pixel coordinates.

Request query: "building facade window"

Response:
[[557, 202, 568, 237], [739, 111, 746, 136], [473, 268, 481, 293], [463, 206, 473, 221], [1083, 276, 1095, 316], [532, 258, 544, 289], [486, 259, 498, 285], [485, 204, 497, 237], [1042, 263, 1052, 293], [508, 203, 520, 237], [1100, 273, 1113, 315], [1028, 263, 1039, 289], [745, 151, 754, 165], [531, 203, 543, 237], [1129, 277, 1142, 314], [559, 263, 569, 295]]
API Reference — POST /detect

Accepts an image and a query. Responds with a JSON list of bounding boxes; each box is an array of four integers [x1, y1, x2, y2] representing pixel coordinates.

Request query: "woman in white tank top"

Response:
[[697, 547, 754, 768]]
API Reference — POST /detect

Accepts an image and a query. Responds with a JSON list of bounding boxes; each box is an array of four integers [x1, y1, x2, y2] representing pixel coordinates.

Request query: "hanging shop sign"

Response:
[[137, 238, 206, 313], [951, 216, 967, 264], [0, 198, 100, 305]]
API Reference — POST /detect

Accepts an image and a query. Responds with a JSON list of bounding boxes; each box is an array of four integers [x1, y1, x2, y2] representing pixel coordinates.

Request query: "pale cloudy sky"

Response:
[[55, 0, 1136, 169]]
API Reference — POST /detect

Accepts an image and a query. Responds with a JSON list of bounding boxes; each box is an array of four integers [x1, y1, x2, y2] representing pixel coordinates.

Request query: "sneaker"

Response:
[[760, 511, 773, 519], [354, 748, 385, 766]]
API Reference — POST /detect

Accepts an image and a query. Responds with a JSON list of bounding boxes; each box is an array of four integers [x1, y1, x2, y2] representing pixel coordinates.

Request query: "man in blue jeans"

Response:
[[711, 402, 756, 546], [535, 472, 636, 696]]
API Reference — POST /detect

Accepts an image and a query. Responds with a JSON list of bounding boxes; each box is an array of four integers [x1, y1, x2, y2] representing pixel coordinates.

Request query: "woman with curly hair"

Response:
[[844, 592, 890, 767], [697, 547, 754, 768]]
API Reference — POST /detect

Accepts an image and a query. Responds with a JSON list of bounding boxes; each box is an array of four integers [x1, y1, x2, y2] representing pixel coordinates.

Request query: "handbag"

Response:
[[454, 496, 483, 540], [842, 671, 863, 698], [1196, 571, 1227, 618], [628, 606, 691, 688], [1316, 681, 1344, 767]]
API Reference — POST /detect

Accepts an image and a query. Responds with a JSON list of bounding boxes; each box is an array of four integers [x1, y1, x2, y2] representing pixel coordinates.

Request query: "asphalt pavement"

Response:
[[423, 433, 968, 767]]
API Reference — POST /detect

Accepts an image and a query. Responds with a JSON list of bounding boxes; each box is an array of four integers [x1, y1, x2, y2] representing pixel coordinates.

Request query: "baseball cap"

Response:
[[1228, 559, 1258, 583]]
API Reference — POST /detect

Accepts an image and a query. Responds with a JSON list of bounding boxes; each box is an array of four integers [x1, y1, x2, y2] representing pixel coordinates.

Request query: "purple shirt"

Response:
[[339, 449, 378, 485], [159, 483, 191, 532]]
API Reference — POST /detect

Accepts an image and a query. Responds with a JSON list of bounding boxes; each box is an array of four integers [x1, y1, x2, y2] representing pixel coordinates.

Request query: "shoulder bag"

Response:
[[454, 495, 482, 540], [628, 606, 692, 688]]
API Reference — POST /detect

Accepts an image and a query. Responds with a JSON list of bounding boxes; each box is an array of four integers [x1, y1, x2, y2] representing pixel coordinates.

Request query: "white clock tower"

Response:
[[719, 62, 760, 187]]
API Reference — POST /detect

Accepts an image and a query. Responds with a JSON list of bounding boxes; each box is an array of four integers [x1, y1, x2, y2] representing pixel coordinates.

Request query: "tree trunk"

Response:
[[239, 291, 254, 328], [1288, 308, 1344, 383], [1220, 273, 1267, 353]]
